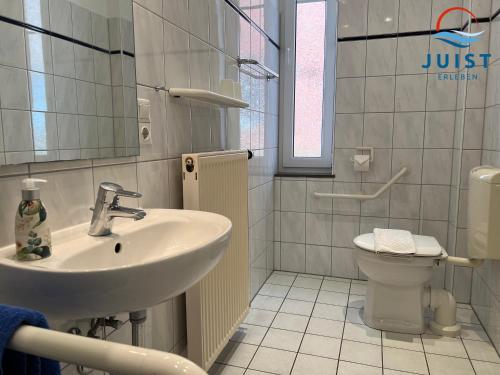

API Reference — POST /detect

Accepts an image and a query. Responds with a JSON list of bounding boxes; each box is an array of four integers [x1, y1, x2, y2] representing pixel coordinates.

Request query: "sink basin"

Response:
[[0, 209, 231, 320]]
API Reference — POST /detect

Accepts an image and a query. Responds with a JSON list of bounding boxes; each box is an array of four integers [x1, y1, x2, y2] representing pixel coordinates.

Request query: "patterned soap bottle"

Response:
[[15, 178, 52, 261]]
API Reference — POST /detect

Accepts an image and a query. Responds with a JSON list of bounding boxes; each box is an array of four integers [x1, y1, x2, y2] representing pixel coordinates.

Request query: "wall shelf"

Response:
[[237, 58, 279, 80], [167, 88, 249, 108]]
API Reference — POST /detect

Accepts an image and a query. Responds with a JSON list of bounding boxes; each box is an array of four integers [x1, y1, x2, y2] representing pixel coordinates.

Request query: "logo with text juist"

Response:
[[422, 7, 492, 80]]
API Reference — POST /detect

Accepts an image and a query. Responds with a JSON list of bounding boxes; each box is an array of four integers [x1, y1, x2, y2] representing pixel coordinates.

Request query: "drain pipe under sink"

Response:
[[423, 288, 461, 337]]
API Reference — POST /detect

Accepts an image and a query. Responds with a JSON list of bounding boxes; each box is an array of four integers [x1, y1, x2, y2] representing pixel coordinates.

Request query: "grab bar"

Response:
[[314, 167, 408, 200], [7, 325, 206, 375]]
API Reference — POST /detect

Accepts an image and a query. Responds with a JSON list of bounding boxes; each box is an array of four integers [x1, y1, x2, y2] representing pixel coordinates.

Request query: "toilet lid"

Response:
[[353, 233, 443, 257]]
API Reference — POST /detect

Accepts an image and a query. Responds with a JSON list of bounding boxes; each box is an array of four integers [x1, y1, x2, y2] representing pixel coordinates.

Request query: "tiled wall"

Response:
[[471, 0, 500, 353], [0, 0, 279, 373], [275, 0, 496, 305], [236, 1, 280, 298]]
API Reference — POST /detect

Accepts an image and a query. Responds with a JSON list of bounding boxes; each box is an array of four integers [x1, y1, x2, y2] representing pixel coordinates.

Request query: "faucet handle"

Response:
[[98, 182, 142, 200], [99, 182, 123, 193], [115, 189, 142, 199]]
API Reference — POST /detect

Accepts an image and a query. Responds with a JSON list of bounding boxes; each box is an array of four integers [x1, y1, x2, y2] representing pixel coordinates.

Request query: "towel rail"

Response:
[[237, 58, 279, 80], [7, 325, 206, 375], [314, 167, 408, 200]]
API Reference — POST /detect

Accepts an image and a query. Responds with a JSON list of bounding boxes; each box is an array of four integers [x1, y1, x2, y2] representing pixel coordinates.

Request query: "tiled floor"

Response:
[[210, 271, 500, 375]]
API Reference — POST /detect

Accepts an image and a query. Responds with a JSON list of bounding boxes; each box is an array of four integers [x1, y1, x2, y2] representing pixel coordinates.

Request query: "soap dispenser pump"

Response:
[[15, 178, 52, 261]]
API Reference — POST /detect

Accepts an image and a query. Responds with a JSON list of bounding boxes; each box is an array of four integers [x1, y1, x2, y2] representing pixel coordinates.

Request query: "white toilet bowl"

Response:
[[354, 233, 460, 336]]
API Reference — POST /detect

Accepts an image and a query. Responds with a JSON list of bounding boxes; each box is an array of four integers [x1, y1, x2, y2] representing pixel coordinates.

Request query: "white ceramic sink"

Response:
[[0, 209, 231, 320]]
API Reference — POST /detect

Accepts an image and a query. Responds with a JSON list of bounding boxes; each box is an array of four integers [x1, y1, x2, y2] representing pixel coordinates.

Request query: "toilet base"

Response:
[[362, 279, 426, 334]]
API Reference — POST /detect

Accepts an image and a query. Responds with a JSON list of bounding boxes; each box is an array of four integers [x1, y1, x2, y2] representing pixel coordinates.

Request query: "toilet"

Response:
[[353, 166, 500, 337]]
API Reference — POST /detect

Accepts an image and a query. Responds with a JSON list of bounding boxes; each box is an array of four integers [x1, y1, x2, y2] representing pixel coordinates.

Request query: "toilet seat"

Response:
[[354, 233, 444, 258]]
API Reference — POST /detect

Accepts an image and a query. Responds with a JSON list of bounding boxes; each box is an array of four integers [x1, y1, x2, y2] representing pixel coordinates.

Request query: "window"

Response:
[[281, 0, 337, 171]]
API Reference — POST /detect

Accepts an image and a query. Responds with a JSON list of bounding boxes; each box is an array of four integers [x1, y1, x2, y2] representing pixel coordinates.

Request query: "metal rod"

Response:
[[314, 167, 408, 200], [237, 58, 279, 80], [7, 325, 206, 375], [130, 310, 147, 347]]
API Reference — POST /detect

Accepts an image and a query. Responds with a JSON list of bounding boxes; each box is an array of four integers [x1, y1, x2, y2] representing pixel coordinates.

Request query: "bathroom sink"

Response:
[[0, 209, 231, 320]]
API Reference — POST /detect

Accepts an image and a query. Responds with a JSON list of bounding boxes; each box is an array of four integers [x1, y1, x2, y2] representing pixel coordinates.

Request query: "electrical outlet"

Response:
[[139, 123, 152, 145]]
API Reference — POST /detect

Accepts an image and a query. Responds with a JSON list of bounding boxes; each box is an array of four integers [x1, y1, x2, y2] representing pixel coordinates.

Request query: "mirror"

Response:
[[0, 0, 138, 165]]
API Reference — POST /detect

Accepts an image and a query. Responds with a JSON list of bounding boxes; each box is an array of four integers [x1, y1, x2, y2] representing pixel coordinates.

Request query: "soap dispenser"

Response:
[[15, 178, 52, 261]]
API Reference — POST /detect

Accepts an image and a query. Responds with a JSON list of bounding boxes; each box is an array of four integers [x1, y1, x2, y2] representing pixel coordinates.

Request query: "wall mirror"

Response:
[[0, 0, 138, 165]]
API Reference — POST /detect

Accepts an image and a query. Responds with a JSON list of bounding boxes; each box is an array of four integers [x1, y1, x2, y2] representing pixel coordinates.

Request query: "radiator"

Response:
[[182, 150, 249, 370]]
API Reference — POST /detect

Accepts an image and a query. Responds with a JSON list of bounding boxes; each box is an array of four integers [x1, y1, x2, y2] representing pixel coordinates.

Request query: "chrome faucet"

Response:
[[88, 182, 146, 236]]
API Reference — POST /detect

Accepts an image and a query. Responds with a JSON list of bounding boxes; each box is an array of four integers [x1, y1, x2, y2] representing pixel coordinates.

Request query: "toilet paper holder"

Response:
[[351, 147, 374, 172]]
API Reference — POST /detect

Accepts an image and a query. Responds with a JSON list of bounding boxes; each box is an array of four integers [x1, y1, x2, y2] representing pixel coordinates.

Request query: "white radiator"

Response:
[[182, 150, 249, 370]]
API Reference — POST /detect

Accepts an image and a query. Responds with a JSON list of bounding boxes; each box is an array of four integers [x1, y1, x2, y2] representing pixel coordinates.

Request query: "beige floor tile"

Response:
[[261, 328, 303, 352], [317, 290, 349, 306], [293, 276, 323, 289], [280, 299, 314, 316], [306, 317, 344, 338], [463, 339, 500, 363], [287, 286, 319, 302], [271, 312, 309, 332], [337, 360, 382, 375], [231, 324, 268, 345], [299, 333, 341, 359], [244, 308, 276, 327], [291, 353, 338, 375], [340, 340, 382, 367], [343, 322, 381, 345], [217, 341, 259, 368], [422, 334, 468, 358], [383, 346, 428, 374], [248, 347, 296, 375], [382, 331, 424, 351], [471, 360, 500, 375], [426, 353, 475, 375], [209, 363, 245, 375], [258, 283, 290, 298], [312, 303, 346, 321]]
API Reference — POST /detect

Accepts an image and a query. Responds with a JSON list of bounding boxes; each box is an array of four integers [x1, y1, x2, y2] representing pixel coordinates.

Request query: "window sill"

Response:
[[275, 173, 336, 179]]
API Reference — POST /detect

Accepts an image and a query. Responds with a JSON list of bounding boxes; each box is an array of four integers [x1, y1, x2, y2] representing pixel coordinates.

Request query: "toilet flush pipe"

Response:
[[446, 256, 484, 268], [423, 288, 461, 337]]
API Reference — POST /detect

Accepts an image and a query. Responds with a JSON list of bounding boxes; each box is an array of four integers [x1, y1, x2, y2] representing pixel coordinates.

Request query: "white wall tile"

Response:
[[368, 0, 399, 34], [338, 0, 368, 38], [366, 38, 397, 77], [337, 41, 366, 78], [281, 242, 306, 273], [336, 78, 365, 113], [163, 0, 188, 30], [188, 0, 209, 42], [395, 74, 427, 112], [364, 77, 395, 113], [306, 213, 333, 246], [134, 3, 165, 87], [398, 0, 432, 32]]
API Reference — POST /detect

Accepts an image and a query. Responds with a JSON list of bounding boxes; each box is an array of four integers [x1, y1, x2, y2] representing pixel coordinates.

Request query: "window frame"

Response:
[[280, 0, 337, 172]]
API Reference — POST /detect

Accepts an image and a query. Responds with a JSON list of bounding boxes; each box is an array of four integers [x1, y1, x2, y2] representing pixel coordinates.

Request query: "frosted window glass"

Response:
[[293, 1, 326, 158]]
